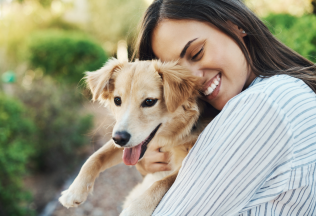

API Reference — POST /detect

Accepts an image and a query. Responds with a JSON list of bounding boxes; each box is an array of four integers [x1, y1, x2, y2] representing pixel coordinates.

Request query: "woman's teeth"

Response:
[[204, 74, 221, 96]]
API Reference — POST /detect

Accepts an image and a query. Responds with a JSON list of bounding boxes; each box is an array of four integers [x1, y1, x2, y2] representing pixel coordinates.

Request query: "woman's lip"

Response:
[[204, 73, 221, 100], [202, 72, 221, 92]]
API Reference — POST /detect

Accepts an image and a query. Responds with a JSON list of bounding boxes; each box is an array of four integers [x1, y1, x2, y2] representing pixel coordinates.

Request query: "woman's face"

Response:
[[151, 19, 256, 110]]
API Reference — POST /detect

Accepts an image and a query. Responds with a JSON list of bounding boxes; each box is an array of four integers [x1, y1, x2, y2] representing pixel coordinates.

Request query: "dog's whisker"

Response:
[[93, 120, 114, 133], [105, 122, 115, 130]]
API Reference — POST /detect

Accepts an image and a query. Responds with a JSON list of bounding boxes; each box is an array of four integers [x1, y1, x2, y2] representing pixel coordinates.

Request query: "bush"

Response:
[[264, 13, 316, 62], [16, 77, 94, 172], [0, 93, 36, 216], [25, 30, 108, 84], [263, 13, 298, 31]]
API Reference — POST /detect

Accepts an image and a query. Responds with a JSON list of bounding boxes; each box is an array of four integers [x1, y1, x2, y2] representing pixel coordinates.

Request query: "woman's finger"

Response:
[[149, 163, 172, 173], [148, 151, 171, 164]]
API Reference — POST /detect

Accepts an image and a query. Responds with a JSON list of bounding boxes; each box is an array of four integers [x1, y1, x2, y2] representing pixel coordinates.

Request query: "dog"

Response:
[[58, 58, 216, 216]]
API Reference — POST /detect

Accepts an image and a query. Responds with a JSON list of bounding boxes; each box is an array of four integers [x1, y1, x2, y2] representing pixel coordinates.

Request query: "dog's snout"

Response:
[[112, 131, 131, 146]]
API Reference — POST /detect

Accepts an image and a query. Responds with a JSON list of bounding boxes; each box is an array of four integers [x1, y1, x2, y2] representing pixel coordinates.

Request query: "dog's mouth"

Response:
[[122, 124, 161, 166]]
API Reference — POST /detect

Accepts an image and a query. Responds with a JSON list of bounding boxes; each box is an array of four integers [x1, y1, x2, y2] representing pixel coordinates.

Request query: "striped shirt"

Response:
[[153, 75, 316, 216]]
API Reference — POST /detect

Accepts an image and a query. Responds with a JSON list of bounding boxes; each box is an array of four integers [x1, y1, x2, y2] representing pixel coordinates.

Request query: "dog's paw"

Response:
[[58, 180, 94, 208]]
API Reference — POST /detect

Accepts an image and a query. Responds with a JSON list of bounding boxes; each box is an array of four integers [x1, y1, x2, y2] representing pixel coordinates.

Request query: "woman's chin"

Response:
[[213, 101, 225, 111]]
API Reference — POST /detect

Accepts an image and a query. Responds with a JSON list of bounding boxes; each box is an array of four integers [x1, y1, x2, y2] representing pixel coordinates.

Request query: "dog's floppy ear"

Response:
[[154, 60, 200, 113], [85, 58, 123, 101]]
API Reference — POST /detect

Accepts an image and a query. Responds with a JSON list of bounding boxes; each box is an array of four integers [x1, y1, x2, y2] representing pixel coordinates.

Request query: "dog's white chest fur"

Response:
[[123, 171, 173, 209]]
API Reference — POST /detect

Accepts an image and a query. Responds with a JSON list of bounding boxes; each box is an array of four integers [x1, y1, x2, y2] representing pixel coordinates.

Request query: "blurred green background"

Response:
[[0, 0, 315, 215]]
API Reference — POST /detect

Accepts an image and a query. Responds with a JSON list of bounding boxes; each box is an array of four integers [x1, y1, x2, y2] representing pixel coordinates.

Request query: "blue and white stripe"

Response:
[[153, 75, 316, 216]]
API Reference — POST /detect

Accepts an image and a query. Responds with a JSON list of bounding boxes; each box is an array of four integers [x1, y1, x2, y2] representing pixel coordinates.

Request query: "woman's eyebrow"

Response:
[[180, 38, 198, 58]]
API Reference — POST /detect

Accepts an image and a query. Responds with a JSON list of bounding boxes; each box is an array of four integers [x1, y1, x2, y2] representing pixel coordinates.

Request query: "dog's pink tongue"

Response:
[[122, 144, 142, 165]]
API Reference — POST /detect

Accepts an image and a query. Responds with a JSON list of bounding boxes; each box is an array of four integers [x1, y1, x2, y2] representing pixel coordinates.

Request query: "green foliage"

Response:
[[25, 30, 107, 84], [39, 0, 53, 8], [264, 13, 316, 62], [89, 0, 148, 54], [264, 13, 298, 30], [16, 77, 93, 171], [0, 0, 84, 73], [0, 93, 36, 216], [45, 17, 81, 31]]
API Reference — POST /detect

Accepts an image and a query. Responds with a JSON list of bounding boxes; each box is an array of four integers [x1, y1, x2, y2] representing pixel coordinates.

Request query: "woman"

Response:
[[134, 0, 316, 215]]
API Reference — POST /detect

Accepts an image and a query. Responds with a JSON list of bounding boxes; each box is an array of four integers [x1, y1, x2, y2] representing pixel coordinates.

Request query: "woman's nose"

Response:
[[192, 69, 203, 77], [180, 61, 204, 78], [188, 65, 204, 78]]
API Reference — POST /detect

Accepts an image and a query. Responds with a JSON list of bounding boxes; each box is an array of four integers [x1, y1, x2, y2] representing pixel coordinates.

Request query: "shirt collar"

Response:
[[248, 76, 264, 88]]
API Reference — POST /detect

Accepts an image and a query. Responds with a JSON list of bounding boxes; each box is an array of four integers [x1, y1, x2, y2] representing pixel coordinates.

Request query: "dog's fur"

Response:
[[58, 59, 216, 216]]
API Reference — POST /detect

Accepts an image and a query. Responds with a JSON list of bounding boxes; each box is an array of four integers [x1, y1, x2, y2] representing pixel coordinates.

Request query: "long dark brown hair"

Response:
[[134, 0, 316, 92]]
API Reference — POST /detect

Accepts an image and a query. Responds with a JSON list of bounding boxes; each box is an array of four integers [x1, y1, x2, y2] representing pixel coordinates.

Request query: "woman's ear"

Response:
[[154, 60, 200, 113], [85, 58, 123, 101], [239, 27, 247, 37], [228, 21, 247, 37]]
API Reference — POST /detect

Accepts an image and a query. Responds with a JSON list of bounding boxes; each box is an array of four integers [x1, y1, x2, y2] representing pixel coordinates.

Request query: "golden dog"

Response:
[[59, 59, 216, 216]]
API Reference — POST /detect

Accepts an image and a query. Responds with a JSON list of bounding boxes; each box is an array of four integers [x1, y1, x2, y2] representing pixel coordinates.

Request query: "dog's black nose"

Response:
[[112, 131, 131, 146]]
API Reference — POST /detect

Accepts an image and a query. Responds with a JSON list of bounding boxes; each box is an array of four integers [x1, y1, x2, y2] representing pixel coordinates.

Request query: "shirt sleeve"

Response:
[[152, 91, 294, 216]]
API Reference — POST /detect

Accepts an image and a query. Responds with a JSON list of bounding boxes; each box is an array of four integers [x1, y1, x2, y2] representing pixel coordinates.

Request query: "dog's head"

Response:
[[85, 58, 200, 165]]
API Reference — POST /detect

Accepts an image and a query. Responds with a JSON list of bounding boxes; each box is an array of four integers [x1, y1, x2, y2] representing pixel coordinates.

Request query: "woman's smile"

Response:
[[202, 73, 221, 100]]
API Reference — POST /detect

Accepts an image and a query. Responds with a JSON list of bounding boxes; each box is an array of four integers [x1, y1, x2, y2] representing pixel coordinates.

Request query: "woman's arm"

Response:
[[153, 91, 294, 216]]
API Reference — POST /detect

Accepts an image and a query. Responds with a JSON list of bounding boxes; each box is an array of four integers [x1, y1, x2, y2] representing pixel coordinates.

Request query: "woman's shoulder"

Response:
[[247, 74, 311, 95], [233, 74, 316, 111], [221, 74, 316, 168], [249, 74, 308, 90], [224, 74, 316, 129]]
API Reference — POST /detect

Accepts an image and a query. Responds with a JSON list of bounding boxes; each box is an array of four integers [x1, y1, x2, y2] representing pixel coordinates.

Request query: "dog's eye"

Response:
[[142, 98, 158, 108], [114, 97, 122, 106]]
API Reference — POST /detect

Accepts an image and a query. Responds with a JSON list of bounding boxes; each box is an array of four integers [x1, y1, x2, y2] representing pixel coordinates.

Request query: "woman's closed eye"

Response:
[[191, 46, 204, 61]]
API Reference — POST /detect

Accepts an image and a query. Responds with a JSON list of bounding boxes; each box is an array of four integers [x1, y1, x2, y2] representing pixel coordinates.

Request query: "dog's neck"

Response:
[[156, 96, 219, 148], [154, 97, 202, 147]]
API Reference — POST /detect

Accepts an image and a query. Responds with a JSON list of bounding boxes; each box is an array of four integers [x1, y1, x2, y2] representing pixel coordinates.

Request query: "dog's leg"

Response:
[[121, 171, 178, 216], [59, 140, 123, 208]]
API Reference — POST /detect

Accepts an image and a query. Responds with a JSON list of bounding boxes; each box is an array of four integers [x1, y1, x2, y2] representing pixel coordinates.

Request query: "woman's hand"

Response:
[[136, 142, 172, 176]]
